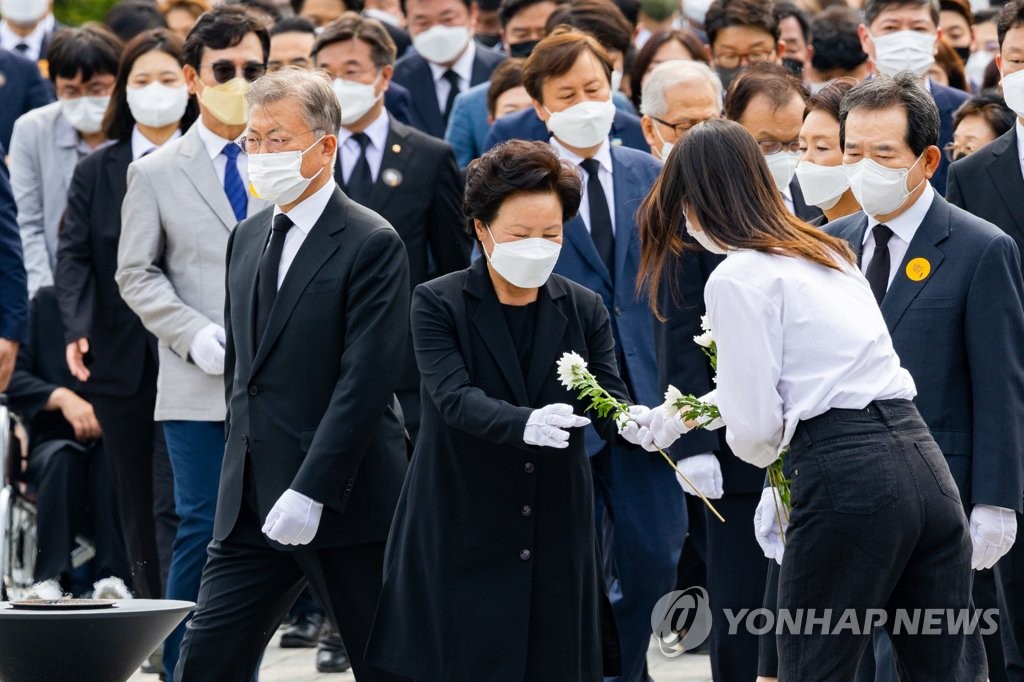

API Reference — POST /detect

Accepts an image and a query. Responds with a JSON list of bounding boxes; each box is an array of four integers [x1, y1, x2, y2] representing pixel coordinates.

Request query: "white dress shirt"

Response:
[[195, 118, 248, 187], [338, 109, 389, 185], [1016, 119, 1024, 181], [706, 248, 917, 467], [1, 18, 45, 61], [860, 183, 934, 288], [271, 178, 335, 289], [131, 125, 182, 161], [780, 183, 795, 216], [427, 39, 476, 113], [550, 137, 617, 236]]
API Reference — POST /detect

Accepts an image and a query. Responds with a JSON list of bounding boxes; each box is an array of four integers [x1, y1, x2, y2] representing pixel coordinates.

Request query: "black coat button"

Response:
[[521, 505, 533, 517], [524, 462, 535, 474], [519, 549, 531, 560], [241, 435, 248, 445], [248, 385, 259, 396]]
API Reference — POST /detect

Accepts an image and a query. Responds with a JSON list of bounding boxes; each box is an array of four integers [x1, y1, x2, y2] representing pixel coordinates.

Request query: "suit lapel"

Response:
[[178, 126, 240, 230], [562, 214, 613, 289], [407, 58, 445, 137], [610, 148, 637, 288], [469, 52, 491, 86], [986, 128, 1024, 236], [104, 140, 132, 202], [525, 280, 568, 403], [249, 189, 346, 375], [238, 215, 268, 366], [881, 198, 949, 331], [465, 261, 530, 405], [365, 121, 415, 209]]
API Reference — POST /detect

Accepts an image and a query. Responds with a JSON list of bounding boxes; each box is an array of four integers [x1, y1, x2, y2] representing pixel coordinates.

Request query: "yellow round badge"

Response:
[[906, 257, 931, 282]]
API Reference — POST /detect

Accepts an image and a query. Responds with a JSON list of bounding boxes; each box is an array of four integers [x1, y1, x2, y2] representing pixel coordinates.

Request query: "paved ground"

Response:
[[130, 633, 714, 681]]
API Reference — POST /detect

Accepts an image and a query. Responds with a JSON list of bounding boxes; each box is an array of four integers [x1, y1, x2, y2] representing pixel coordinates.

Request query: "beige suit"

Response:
[[116, 123, 269, 421]]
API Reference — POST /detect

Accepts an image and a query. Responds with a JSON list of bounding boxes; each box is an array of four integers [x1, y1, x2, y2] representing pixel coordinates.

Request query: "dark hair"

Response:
[[400, 0, 472, 16], [613, 0, 639, 26], [637, 118, 855, 315], [47, 23, 125, 85], [522, 26, 612, 100], [628, 28, 709, 110], [724, 61, 806, 121], [974, 7, 998, 24], [940, 0, 973, 26], [982, 57, 1001, 90], [839, 72, 941, 157], [181, 5, 271, 70], [952, 91, 1015, 138], [103, 28, 199, 140], [810, 6, 868, 73], [544, 0, 633, 55], [998, 0, 1024, 49], [160, 0, 211, 20], [774, 1, 810, 43], [271, 16, 317, 35], [933, 36, 968, 91], [105, 0, 168, 42], [224, 0, 284, 24], [863, 0, 940, 28], [463, 139, 583, 240], [803, 76, 857, 121], [705, 0, 780, 48], [312, 12, 396, 65], [499, 0, 566, 27], [487, 58, 526, 117]]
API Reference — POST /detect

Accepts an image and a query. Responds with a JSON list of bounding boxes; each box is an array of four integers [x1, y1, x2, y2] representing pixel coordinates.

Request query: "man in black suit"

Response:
[[174, 68, 410, 682], [392, 0, 505, 138], [0, 147, 26, 392], [0, 47, 52, 151], [313, 13, 469, 441]]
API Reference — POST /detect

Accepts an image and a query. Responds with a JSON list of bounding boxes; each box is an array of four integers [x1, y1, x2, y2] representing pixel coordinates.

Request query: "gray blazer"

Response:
[[116, 123, 270, 421], [9, 101, 83, 297]]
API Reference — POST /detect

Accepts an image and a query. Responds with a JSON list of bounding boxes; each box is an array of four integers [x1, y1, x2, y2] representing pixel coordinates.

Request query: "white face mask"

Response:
[[794, 160, 850, 210], [651, 122, 673, 161], [248, 136, 326, 206], [686, 221, 727, 254], [333, 76, 382, 126], [1, 0, 48, 24], [127, 82, 189, 128], [870, 30, 936, 77], [363, 8, 401, 26], [545, 98, 616, 149], [483, 225, 562, 288], [965, 50, 994, 88], [844, 155, 925, 217], [1002, 69, 1024, 118], [610, 69, 623, 93], [413, 24, 470, 65], [765, 150, 800, 193], [61, 96, 111, 134]]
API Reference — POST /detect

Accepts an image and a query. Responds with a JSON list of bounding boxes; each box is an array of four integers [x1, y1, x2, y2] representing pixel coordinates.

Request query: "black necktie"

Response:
[[255, 214, 294, 345], [14, 43, 29, 55], [581, 158, 615, 278], [346, 133, 373, 205], [442, 70, 461, 126], [865, 224, 894, 304]]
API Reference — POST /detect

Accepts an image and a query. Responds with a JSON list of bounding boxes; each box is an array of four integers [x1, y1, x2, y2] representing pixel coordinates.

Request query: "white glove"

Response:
[[189, 323, 226, 375], [675, 453, 724, 499], [638, 408, 690, 452], [754, 486, 788, 565], [970, 504, 1017, 570], [262, 488, 324, 545], [616, 405, 651, 445], [524, 403, 591, 449], [695, 389, 725, 430]]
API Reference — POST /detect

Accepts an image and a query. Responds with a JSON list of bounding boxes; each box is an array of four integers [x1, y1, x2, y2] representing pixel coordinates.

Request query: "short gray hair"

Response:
[[246, 67, 341, 136], [640, 60, 723, 118]]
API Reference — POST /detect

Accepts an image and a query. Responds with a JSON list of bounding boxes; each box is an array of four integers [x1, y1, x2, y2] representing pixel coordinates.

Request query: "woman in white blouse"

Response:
[[635, 119, 982, 682]]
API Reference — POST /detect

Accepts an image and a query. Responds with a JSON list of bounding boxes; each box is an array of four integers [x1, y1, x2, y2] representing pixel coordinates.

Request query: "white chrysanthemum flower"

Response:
[[693, 331, 714, 348], [557, 351, 587, 389], [661, 385, 683, 415], [92, 576, 133, 600], [700, 314, 712, 333]]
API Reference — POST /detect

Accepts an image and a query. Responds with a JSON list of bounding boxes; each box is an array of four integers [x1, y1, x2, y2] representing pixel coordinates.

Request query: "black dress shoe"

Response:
[[279, 611, 324, 648], [316, 626, 351, 673]]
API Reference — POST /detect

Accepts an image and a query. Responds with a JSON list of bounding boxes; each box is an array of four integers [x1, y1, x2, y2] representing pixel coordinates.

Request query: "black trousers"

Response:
[[777, 400, 985, 682], [174, 483, 409, 682], [994, 514, 1024, 681], [91, 358, 176, 600]]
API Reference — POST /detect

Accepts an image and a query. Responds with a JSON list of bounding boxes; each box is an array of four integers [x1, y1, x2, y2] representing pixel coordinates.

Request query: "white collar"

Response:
[[1016, 119, 1024, 164], [0, 19, 44, 55], [865, 182, 935, 245], [131, 125, 182, 161], [339, 108, 389, 149], [550, 136, 613, 174], [272, 176, 336, 237], [427, 38, 476, 84], [195, 118, 241, 160]]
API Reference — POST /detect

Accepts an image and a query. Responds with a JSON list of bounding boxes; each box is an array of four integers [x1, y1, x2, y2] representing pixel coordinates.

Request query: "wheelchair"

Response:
[[0, 396, 96, 600]]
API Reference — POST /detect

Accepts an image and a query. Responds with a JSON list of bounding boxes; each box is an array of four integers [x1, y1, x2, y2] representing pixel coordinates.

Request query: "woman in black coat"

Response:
[[366, 140, 633, 681]]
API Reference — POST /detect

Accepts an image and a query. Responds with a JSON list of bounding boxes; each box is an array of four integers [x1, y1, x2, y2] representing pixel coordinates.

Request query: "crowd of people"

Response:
[[0, 0, 1022, 679]]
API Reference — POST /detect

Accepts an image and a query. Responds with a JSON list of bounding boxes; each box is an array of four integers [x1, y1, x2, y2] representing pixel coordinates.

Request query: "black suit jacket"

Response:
[[827, 195, 1024, 511], [946, 125, 1024, 263], [391, 48, 505, 138], [790, 177, 823, 223], [218, 185, 411, 548], [0, 147, 27, 343], [55, 139, 156, 397], [0, 48, 53, 151]]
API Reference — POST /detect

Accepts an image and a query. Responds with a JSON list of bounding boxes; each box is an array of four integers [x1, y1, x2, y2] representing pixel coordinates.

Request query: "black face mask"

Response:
[[509, 39, 539, 58], [716, 65, 743, 91], [475, 33, 502, 48], [954, 45, 972, 63], [781, 56, 804, 78]]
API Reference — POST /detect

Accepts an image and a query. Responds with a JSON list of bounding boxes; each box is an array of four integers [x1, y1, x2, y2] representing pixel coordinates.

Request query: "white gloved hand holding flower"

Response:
[[524, 403, 590, 449]]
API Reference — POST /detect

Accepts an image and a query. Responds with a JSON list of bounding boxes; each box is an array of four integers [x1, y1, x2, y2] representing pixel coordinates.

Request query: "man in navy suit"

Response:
[[0, 47, 53, 151], [520, 29, 681, 682], [0, 146, 27, 391], [392, 0, 505, 138], [857, 0, 969, 193], [828, 73, 1024, 680]]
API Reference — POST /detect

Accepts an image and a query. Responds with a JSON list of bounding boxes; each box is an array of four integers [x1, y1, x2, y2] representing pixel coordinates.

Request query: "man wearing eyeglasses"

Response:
[[115, 7, 271, 679], [638, 59, 722, 161], [704, 0, 786, 92]]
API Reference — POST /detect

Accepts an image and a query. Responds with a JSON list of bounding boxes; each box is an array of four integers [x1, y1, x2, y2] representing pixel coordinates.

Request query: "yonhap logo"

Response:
[[650, 587, 713, 656]]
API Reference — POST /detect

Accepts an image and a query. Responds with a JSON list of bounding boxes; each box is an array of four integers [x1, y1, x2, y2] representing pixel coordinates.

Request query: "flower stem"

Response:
[[655, 447, 726, 523]]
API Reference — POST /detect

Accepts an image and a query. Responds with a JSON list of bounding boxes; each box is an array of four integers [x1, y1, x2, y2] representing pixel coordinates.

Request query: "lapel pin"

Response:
[[382, 168, 403, 187], [905, 257, 931, 282], [391, 143, 402, 153]]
